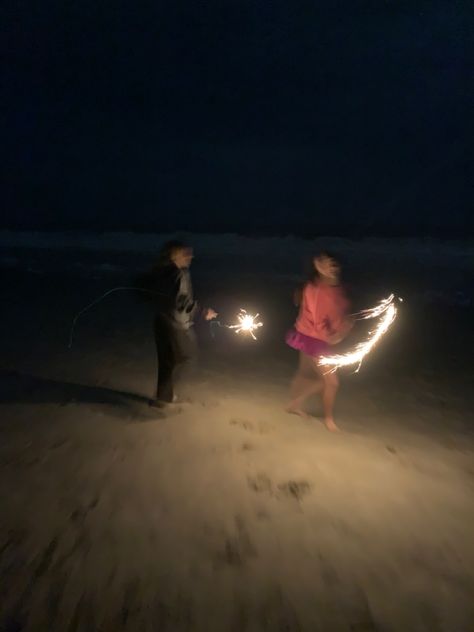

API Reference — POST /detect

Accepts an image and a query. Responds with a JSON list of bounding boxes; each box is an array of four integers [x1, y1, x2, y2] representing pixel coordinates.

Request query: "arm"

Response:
[[326, 316, 354, 345], [326, 289, 353, 345], [179, 271, 217, 322], [187, 304, 217, 321], [149, 265, 181, 315]]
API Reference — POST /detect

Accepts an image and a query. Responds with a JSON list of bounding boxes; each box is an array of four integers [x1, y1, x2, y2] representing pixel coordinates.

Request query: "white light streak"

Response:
[[319, 294, 399, 372]]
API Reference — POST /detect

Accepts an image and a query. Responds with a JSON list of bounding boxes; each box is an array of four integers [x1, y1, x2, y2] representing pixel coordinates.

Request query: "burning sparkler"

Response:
[[227, 309, 263, 340], [319, 294, 399, 372], [351, 293, 399, 321]]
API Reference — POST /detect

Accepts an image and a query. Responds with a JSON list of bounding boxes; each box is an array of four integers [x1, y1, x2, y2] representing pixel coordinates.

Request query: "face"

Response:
[[314, 255, 340, 283], [171, 247, 194, 269]]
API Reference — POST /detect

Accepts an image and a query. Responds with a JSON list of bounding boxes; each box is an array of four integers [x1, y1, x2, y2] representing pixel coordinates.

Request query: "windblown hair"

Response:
[[155, 240, 190, 268]]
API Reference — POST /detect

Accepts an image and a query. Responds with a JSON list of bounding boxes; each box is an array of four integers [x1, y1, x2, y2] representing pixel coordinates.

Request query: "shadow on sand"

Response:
[[0, 370, 161, 421]]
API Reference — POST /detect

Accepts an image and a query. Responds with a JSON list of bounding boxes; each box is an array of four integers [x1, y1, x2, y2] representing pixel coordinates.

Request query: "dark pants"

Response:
[[154, 317, 196, 402]]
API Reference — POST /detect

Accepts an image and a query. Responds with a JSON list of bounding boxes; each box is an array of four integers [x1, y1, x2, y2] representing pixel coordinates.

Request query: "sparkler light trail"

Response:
[[68, 286, 165, 348], [319, 294, 399, 372], [227, 309, 263, 340], [351, 293, 399, 321]]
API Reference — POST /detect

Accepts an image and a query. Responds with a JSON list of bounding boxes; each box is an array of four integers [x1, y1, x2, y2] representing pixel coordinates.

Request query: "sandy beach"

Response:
[[1, 234, 473, 631]]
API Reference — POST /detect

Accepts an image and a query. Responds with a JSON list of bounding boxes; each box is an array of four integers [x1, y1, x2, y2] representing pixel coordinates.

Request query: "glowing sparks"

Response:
[[351, 293, 397, 320], [319, 294, 399, 372], [228, 309, 263, 340]]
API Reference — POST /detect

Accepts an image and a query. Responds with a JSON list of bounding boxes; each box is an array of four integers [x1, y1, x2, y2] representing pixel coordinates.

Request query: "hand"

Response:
[[204, 308, 218, 321], [328, 333, 343, 346], [328, 318, 353, 345]]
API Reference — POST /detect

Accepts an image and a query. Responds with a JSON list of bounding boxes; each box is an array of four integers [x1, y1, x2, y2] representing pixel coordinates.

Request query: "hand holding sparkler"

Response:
[[204, 308, 218, 321]]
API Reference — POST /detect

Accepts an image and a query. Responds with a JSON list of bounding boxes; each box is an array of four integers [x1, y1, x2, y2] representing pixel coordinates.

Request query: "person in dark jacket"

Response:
[[142, 241, 216, 406]]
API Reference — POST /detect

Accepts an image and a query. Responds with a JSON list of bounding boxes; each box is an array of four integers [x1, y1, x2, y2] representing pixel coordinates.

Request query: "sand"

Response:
[[1, 236, 473, 631]]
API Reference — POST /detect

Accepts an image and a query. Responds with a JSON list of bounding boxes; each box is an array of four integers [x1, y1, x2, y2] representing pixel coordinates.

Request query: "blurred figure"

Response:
[[141, 241, 217, 407], [286, 251, 352, 431]]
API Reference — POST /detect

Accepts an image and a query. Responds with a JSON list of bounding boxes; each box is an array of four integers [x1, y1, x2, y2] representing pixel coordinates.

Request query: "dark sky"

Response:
[[2, 0, 472, 236]]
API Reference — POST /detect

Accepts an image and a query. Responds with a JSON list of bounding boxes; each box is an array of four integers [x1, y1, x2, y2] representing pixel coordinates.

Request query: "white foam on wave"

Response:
[[0, 229, 473, 259]]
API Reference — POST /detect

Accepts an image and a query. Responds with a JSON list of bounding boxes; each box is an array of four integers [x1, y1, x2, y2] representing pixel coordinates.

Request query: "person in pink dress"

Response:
[[285, 251, 353, 431]]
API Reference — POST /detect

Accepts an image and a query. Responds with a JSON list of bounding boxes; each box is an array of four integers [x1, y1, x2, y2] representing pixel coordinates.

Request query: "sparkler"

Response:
[[351, 293, 399, 321], [319, 294, 399, 372], [227, 309, 263, 340]]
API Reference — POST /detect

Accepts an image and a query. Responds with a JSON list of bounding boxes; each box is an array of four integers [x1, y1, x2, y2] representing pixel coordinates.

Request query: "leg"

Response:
[[286, 352, 323, 417], [289, 352, 311, 399], [317, 365, 340, 431], [154, 319, 176, 403], [171, 328, 197, 399]]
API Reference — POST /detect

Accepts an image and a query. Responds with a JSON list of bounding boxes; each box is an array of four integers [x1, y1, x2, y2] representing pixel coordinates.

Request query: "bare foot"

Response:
[[324, 418, 340, 432], [285, 405, 309, 419]]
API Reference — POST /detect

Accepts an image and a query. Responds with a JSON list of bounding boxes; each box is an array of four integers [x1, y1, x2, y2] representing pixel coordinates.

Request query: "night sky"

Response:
[[2, 1, 472, 236]]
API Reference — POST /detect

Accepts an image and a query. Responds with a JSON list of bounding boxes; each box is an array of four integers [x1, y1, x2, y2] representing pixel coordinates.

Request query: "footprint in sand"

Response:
[[214, 516, 257, 568], [69, 496, 100, 524], [247, 473, 273, 495], [255, 507, 270, 521], [247, 475, 312, 503], [230, 418, 254, 431], [257, 586, 302, 631], [49, 438, 71, 451], [230, 418, 274, 434], [277, 480, 311, 502]]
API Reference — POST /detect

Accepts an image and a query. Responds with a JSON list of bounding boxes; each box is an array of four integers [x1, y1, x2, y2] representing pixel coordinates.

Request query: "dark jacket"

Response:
[[140, 263, 197, 330]]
